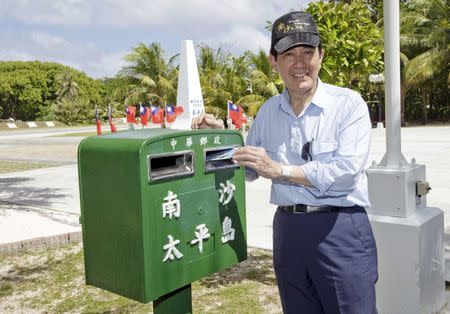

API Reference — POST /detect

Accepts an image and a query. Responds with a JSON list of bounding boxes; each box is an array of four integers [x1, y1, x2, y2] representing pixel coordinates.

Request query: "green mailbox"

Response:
[[78, 128, 247, 305]]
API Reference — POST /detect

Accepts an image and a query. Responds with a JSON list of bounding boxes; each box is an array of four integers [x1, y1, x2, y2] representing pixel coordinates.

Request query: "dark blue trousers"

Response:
[[273, 206, 378, 314]]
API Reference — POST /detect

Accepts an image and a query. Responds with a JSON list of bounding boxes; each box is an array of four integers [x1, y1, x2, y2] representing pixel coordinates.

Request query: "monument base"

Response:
[[368, 207, 446, 314]]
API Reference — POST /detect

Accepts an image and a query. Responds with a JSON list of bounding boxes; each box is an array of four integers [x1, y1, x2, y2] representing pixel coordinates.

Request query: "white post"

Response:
[[378, 0, 407, 168], [171, 40, 205, 130]]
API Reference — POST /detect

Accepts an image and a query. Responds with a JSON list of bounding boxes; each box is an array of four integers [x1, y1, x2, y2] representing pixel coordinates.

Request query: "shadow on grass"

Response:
[[1, 263, 50, 285], [199, 248, 277, 288]]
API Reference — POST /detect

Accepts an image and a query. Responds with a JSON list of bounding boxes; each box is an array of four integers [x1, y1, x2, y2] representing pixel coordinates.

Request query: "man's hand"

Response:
[[232, 146, 282, 180], [191, 113, 224, 129]]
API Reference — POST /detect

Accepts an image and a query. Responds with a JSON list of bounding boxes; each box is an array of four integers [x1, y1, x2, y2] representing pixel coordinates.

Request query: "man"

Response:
[[193, 11, 378, 314]]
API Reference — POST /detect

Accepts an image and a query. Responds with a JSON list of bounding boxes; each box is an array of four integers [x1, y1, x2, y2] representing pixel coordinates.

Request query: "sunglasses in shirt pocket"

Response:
[[310, 140, 338, 162]]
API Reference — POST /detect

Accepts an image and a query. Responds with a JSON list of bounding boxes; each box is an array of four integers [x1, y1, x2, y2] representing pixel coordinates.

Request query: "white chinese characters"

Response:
[[218, 180, 236, 205], [161, 181, 239, 262], [162, 191, 181, 219], [200, 136, 208, 146], [170, 138, 177, 150], [163, 235, 183, 262], [221, 217, 235, 243], [190, 224, 211, 253], [186, 136, 193, 148]]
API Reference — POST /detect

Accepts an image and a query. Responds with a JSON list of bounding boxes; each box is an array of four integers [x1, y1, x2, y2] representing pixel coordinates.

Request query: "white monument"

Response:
[[170, 40, 205, 130], [366, 2, 445, 313]]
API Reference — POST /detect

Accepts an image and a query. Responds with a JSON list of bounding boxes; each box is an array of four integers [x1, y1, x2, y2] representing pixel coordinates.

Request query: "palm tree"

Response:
[[400, 0, 449, 123], [54, 70, 87, 125], [198, 45, 248, 118], [238, 50, 283, 117], [57, 71, 80, 100], [118, 42, 178, 106]]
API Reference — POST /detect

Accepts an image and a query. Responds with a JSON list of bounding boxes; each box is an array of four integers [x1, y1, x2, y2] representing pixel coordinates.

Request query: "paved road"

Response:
[[0, 124, 129, 163], [1, 125, 449, 250]]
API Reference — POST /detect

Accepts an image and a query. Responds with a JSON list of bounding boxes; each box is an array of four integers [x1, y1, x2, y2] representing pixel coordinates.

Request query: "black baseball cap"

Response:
[[271, 11, 320, 55]]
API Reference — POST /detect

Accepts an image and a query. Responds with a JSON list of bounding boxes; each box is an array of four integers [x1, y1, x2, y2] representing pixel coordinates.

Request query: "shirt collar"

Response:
[[279, 78, 331, 115], [279, 89, 292, 114], [310, 78, 331, 109]]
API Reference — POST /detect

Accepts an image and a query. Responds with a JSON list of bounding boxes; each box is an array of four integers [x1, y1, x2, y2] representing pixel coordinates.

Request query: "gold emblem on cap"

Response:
[[277, 20, 310, 33], [277, 23, 286, 32]]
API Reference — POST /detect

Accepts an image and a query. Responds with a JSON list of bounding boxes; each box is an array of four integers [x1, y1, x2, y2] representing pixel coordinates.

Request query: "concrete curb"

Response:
[[0, 231, 82, 255]]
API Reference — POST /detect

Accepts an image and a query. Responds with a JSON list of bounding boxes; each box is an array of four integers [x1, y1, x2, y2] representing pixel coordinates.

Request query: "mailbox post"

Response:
[[78, 128, 247, 312]]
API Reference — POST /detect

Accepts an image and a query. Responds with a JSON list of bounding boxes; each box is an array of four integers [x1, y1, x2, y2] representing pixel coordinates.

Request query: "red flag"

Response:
[[165, 104, 184, 123], [125, 105, 137, 124], [108, 103, 117, 132], [228, 101, 246, 129], [233, 118, 243, 129], [151, 106, 164, 124], [174, 105, 184, 116], [95, 104, 102, 135], [139, 104, 151, 126]]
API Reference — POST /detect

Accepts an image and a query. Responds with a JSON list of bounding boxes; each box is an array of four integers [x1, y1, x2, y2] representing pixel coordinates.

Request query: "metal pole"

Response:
[[379, 0, 407, 168], [153, 284, 192, 314], [377, 84, 382, 123]]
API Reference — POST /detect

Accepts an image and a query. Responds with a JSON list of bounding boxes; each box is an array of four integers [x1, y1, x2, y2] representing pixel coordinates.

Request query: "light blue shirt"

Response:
[[246, 79, 371, 207]]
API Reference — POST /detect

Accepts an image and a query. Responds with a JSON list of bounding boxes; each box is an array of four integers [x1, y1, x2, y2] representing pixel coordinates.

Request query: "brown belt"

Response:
[[278, 204, 340, 214]]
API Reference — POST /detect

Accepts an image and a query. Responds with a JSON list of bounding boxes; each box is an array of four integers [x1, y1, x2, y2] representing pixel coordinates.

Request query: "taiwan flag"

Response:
[[165, 104, 184, 123], [95, 104, 101, 135], [227, 101, 247, 129], [139, 104, 151, 126], [107, 103, 117, 132], [151, 105, 164, 124], [125, 105, 137, 124]]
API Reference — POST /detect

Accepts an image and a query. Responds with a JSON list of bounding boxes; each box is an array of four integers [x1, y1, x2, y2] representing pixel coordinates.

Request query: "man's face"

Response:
[[270, 45, 324, 94]]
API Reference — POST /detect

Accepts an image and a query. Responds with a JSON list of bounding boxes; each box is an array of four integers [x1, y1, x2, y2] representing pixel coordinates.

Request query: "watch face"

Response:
[[282, 166, 291, 178]]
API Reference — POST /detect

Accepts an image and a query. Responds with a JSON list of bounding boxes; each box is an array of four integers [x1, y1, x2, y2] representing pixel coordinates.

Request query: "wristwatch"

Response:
[[281, 165, 292, 179]]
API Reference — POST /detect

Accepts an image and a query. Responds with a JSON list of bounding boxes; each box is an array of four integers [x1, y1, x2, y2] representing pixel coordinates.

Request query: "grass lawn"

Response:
[[0, 244, 281, 313], [0, 160, 55, 174]]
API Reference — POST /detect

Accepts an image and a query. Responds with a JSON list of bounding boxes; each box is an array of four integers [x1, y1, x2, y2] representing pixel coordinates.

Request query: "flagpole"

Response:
[[95, 104, 101, 135], [163, 103, 167, 128], [227, 100, 231, 130], [139, 102, 144, 129]]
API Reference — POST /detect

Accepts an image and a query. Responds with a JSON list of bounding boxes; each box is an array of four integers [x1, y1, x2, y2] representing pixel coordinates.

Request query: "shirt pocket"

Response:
[[264, 143, 284, 162], [310, 140, 338, 162]]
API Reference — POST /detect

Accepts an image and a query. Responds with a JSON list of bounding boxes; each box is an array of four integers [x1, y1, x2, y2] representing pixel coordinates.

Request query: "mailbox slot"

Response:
[[204, 146, 239, 172], [148, 151, 194, 182]]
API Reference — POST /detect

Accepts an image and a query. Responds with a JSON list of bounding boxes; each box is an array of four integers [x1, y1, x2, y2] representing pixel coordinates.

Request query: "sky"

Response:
[[0, 0, 315, 79]]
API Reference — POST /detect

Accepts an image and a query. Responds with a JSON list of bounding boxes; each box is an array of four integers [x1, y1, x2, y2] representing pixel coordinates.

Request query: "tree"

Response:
[[238, 50, 283, 117], [326, 0, 408, 23], [306, 0, 384, 91], [0, 61, 102, 122], [400, 0, 449, 124], [198, 44, 249, 118], [118, 42, 178, 107], [51, 97, 90, 125], [56, 71, 80, 100], [99, 77, 128, 118]]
